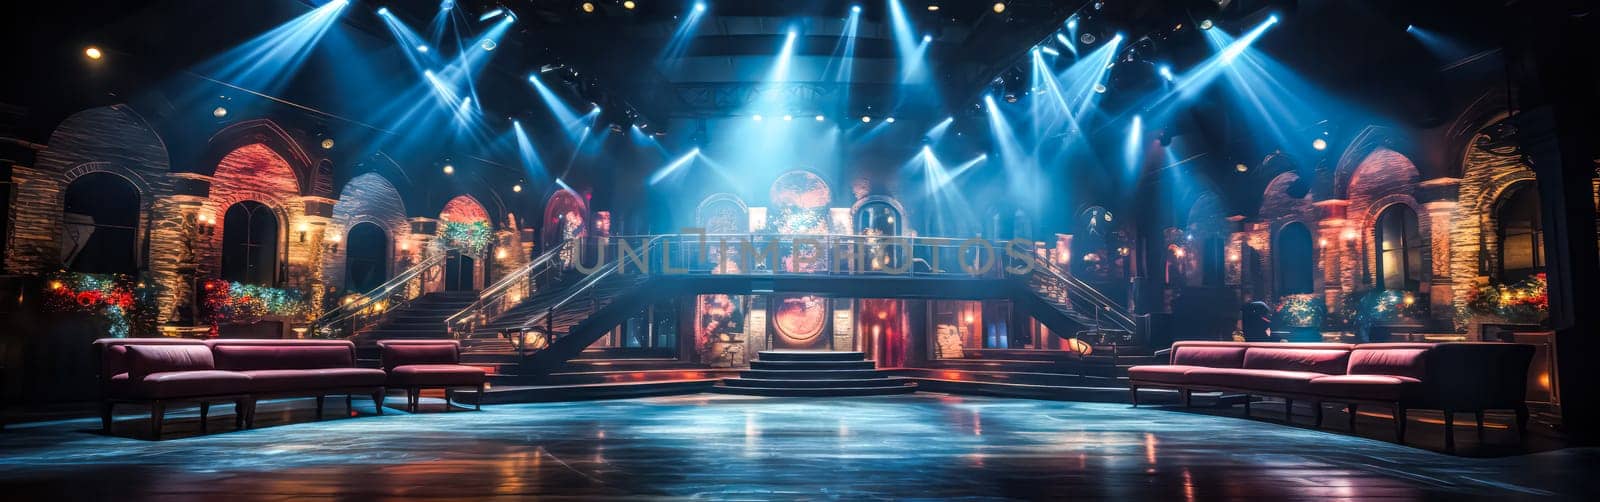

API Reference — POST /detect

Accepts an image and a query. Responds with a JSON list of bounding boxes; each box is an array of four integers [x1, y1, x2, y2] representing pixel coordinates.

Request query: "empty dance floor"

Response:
[[1, 394, 1595, 499]]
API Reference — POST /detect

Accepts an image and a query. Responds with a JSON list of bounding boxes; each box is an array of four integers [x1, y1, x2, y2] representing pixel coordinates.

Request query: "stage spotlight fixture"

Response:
[[1093, 83, 1107, 93], [1080, 32, 1096, 44], [480, 39, 497, 51], [861, 115, 872, 123], [84, 46, 103, 60], [1158, 64, 1174, 81], [696, 2, 707, 12], [753, 114, 763, 121], [992, 2, 1006, 14], [1235, 163, 1249, 173], [623, 1, 636, 9], [1066, 18, 1077, 30], [783, 114, 793, 121], [923, 34, 933, 43], [851, 5, 861, 13], [927, 4, 939, 11], [886, 117, 896, 123], [815, 114, 825, 121], [442, 164, 455, 175], [1199, 19, 1214, 30], [377, 7, 390, 16], [581, 2, 595, 13], [212, 106, 228, 118], [1312, 138, 1328, 150], [321, 138, 335, 150], [417, 44, 429, 53], [513, 183, 523, 193]]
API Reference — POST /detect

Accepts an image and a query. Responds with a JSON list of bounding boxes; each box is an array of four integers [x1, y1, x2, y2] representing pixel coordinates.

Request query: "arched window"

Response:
[[1496, 182, 1544, 282], [1275, 223, 1314, 295], [854, 201, 901, 236], [344, 222, 388, 292], [1375, 205, 1424, 290], [220, 201, 279, 285], [62, 173, 140, 275]]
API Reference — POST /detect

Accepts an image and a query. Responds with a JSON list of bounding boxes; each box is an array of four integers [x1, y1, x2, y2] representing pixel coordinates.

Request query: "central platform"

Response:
[[717, 351, 917, 396]]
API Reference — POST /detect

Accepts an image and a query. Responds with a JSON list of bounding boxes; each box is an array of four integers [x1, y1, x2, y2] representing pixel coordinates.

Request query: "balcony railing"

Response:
[[312, 248, 451, 338]]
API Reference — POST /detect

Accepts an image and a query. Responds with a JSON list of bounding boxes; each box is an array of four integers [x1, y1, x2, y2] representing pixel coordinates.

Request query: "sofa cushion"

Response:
[[125, 345, 216, 379], [94, 338, 209, 382], [1347, 345, 1429, 380], [1127, 365, 1204, 385], [1243, 347, 1350, 375], [212, 344, 354, 371], [1171, 346, 1248, 368], [1184, 368, 1327, 394], [241, 368, 387, 393], [1308, 374, 1422, 401], [378, 342, 460, 371], [389, 364, 487, 387], [130, 370, 252, 399]]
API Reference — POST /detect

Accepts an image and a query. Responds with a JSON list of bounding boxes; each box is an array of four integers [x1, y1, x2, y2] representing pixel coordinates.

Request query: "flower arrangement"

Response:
[[201, 280, 311, 334], [41, 271, 162, 338], [1463, 273, 1548, 325], [1273, 294, 1326, 328], [1331, 289, 1429, 328], [440, 220, 492, 254]]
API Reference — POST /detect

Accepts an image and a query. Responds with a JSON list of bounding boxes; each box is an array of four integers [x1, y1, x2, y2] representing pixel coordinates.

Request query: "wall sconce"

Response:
[[297, 222, 311, 243], [1341, 229, 1358, 241], [1319, 238, 1330, 248], [193, 212, 216, 240], [324, 231, 342, 254], [495, 247, 508, 260]]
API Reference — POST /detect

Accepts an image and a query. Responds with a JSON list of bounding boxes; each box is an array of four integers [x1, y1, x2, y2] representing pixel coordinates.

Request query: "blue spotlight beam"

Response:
[[194, 0, 350, 95], [647, 148, 702, 185], [529, 74, 581, 127]]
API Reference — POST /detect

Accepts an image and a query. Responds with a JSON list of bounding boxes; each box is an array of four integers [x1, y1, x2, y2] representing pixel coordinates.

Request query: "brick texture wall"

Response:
[[324, 173, 409, 293], [1450, 137, 1536, 321]]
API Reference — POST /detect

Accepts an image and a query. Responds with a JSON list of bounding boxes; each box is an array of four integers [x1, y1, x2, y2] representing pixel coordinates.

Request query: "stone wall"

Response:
[[1450, 137, 1536, 319], [324, 173, 409, 293]]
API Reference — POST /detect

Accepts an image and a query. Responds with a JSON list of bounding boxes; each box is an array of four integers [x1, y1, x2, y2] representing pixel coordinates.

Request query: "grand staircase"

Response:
[[717, 351, 917, 396], [1016, 261, 1139, 343]]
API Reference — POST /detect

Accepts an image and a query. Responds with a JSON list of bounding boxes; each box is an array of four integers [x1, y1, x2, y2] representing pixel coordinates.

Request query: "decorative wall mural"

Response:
[[770, 170, 830, 235], [771, 295, 829, 349], [541, 189, 588, 250]]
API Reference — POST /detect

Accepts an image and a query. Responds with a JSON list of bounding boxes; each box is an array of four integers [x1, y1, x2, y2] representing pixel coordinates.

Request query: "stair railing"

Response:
[[1030, 258, 1138, 334], [312, 248, 453, 338], [445, 239, 578, 338], [513, 235, 666, 346]]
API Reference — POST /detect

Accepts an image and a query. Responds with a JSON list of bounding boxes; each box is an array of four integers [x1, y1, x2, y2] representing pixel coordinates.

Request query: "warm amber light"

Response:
[[320, 138, 335, 150], [623, 0, 636, 9], [581, 2, 595, 12], [84, 46, 103, 60], [992, 2, 1006, 14], [442, 164, 455, 175]]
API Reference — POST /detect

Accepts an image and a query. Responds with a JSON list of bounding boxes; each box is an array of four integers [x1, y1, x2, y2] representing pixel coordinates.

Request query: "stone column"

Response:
[[1314, 200, 1350, 308]]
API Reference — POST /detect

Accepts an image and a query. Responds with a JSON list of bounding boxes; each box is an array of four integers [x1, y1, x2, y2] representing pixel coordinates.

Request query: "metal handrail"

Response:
[[444, 239, 576, 336], [1031, 258, 1137, 332], [513, 235, 668, 338], [312, 248, 453, 337]]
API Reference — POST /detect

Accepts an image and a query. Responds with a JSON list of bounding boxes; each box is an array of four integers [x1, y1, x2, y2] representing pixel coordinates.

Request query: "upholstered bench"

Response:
[[1128, 341, 1533, 450], [207, 339, 388, 425], [377, 340, 488, 412]]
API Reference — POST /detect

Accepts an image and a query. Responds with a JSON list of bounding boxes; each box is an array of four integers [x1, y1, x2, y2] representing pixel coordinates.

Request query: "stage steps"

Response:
[[717, 351, 916, 397]]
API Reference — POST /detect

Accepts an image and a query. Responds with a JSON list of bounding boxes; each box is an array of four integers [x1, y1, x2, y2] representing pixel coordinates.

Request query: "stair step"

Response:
[[749, 360, 876, 371], [722, 377, 910, 389], [714, 383, 917, 397], [756, 351, 866, 362], [738, 368, 884, 380]]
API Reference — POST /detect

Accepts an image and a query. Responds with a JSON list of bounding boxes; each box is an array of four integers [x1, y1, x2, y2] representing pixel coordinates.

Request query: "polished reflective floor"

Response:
[[2, 394, 1596, 499]]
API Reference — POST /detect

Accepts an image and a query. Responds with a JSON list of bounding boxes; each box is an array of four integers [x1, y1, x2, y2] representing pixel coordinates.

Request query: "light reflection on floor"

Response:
[[1, 393, 1596, 499]]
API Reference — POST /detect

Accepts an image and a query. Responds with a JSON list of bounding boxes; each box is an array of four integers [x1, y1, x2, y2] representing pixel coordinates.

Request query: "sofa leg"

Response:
[[315, 395, 325, 420], [1475, 410, 1485, 437], [244, 399, 257, 429], [1515, 405, 1529, 436], [100, 402, 114, 433], [445, 389, 454, 411], [1129, 386, 1138, 407], [200, 402, 210, 432], [1313, 401, 1323, 428], [1180, 389, 1191, 408], [476, 383, 485, 411], [372, 389, 385, 416], [1348, 404, 1358, 431], [409, 388, 419, 413], [150, 401, 165, 440], [1394, 406, 1407, 444], [234, 400, 246, 429], [1243, 395, 1251, 417], [1444, 410, 1456, 452], [1285, 398, 1294, 422], [345, 395, 353, 415]]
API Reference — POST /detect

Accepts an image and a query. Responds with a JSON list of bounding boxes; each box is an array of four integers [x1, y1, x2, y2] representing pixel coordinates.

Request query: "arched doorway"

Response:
[[1495, 181, 1544, 282], [439, 195, 491, 291], [61, 172, 139, 275], [1275, 222, 1315, 296], [344, 222, 388, 292], [542, 189, 588, 251], [854, 197, 905, 272], [220, 201, 279, 285]]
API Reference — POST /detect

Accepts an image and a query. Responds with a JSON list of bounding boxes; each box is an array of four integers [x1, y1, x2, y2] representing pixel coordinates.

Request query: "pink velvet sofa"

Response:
[[377, 340, 487, 412], [1127, 341, 1534, 450], [95, 338, 387, 439]]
